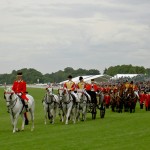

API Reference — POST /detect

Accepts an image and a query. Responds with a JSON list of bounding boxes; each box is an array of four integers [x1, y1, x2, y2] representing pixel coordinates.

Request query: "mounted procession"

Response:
[[3, 72, 150, 133], [43, 75, 150, 126], [45, 75, 105, 125]]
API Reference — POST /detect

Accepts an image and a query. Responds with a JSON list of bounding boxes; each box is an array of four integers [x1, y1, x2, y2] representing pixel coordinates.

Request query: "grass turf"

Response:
[[0, 87, 150, 150]]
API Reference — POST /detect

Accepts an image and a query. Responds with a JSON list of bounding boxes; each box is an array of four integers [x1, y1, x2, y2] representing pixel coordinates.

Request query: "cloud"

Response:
[[0, 0, 150, 74]]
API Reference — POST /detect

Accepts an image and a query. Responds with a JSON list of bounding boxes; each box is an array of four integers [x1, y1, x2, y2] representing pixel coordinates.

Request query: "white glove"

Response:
[[18, 93, 22, 96]]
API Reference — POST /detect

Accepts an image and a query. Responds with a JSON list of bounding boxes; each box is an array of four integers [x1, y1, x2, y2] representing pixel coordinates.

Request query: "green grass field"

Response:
[[0, 87, 150, 150]]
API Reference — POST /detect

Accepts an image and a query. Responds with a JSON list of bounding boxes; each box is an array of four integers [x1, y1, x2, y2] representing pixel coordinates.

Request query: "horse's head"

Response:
[[127, 87, 134, 94], [46, 87, 53, 95], [58, 88, 64, 101], [77, 89, 83, 100], [61, 89, 73, 102], [4, 87, 16, 107], [77, 89, 87, 103]]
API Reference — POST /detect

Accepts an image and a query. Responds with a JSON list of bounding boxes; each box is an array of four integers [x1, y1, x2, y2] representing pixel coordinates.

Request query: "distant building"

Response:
[[111, 74, 138, 80]]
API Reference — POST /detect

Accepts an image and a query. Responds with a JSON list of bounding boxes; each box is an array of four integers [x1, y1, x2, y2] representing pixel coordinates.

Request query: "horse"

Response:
[[115, 85, 125, 113], [110, 91, 117, 112], [4, 87, 35, 133], [76, 89, 88, 121], [57, 88, 64, 122], [59, 88, 77, 124], [125, 87, 138, 113], [42, 87, 59, 124]]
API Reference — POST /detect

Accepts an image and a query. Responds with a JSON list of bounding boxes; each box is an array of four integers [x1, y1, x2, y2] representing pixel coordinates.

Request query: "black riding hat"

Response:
[[68, 75, 72, 79], [17, 71, 23, 76], [79, 76, 83, 80]]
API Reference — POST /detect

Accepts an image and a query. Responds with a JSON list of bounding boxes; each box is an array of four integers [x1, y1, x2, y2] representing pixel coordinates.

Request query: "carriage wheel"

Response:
[[92, 103, 97, 119]]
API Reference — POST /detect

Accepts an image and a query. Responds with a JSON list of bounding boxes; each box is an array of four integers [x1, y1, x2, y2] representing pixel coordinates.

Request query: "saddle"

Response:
[[70, 93, 76, 103], [19, 97, 28, 112]]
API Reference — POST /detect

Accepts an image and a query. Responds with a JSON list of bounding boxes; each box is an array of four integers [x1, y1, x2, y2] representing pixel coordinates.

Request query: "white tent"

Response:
[[59, 74, 112, 84], [111, 74, 138, 79]]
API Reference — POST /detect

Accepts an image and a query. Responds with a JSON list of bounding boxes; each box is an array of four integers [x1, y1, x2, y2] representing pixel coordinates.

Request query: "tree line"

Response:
[[0, 65, 149, 84], [0, 67, 100, 84]]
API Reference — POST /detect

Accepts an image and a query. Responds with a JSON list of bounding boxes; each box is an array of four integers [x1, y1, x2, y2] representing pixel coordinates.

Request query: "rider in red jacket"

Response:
[[12, 71, 29, 124], [85, 79, 98, 104], [12, 75, 29, 102]]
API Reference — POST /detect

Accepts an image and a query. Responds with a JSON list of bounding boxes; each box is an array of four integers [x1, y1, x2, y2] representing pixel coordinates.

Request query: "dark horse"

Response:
[[110, 91, 117, 112], [115, 84, 125, 113], [124, 87, 137, 113]]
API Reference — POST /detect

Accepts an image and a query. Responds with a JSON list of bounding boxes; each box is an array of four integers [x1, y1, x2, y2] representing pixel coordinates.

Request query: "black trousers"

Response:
[[86, 90, 97, 104]]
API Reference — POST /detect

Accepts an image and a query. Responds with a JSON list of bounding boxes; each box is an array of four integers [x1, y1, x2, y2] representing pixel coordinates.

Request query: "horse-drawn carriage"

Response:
[[57, 88, 106, 123]]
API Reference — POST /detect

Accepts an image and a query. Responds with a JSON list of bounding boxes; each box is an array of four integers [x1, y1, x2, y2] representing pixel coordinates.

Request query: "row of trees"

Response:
[[0, 65, 149, 84], [0, 67, 100, 84], [104, 65, 149, 76]]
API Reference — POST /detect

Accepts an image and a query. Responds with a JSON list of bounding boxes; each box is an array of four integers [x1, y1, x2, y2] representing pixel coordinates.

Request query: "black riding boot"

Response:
[[24, 112, 29, 125], [25, 104, 28, 112]]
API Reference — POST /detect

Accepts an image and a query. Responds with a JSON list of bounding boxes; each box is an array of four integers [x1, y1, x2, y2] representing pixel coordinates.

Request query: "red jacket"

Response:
[[139, 93, 145, 104], [104, 94, 110, 105], [12, 80, 28, 101], [144, 94, 150, 107], [85, 83, 98, 92]]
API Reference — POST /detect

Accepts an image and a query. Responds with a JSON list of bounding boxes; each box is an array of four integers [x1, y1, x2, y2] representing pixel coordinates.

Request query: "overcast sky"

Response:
[[0, 0, 150, 75]]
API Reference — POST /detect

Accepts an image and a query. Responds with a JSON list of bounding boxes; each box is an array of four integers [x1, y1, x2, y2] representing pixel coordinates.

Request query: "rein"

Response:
[[63, 93, 72, 104], [6, 94, 24, 115]]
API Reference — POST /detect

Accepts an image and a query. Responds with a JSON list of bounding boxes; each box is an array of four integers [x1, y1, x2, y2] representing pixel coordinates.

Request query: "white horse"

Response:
[[76, 89, 88, 121], [4, 87, 35, 133], [60, 89, 77, 124], [57, 88, 64, 122], [42, 87, 59, 124]]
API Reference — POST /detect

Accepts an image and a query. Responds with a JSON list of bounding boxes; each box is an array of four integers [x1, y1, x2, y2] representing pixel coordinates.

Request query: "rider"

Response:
[[129, 81, 139, 99], [85, 79, 98, 104], [76, 76, 91, 102], [124, 80, 130, 91], [63, 75, 80, 103], [12, 71, 29, 124]]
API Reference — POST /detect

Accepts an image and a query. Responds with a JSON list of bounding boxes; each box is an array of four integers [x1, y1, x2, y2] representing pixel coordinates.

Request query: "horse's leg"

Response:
[[50, 109, 54, 124], [52, 108, 56, 124], [30, 109, 34, 131], [13, 113, 20, 133], [10, 114, 14, 129], [73, 103, 79, 124], [45, 108, 47, 125], [21, 113, 25, 131], [65, 104, 72, 125], [44, 104, 48, 124], [58, 107, 62, 121], [82, 104, 86, 121], [72, 106, 76, 124], [61, 105, 65, 123]]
